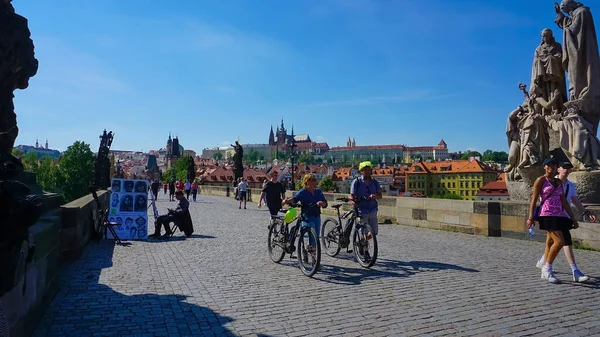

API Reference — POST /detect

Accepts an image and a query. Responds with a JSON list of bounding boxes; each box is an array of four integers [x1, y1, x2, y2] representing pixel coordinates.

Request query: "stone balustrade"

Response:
[[2, 190, 108, 337], [198, 184, 600, 250]]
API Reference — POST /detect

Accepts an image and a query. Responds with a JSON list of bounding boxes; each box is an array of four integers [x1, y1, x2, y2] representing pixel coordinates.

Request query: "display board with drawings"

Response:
[[108, 178, 149, 240]]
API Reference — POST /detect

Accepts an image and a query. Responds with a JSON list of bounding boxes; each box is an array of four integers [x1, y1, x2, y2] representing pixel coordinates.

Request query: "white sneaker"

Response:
[[541, 269, 560, 284], [573, 269, 590, 283], [536, 260, 544, 269]]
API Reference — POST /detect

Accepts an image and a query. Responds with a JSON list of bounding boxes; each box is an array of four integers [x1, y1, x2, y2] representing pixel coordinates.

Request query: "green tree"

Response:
[[173, 155, 193, 181], [295, 180, 303, 190], [212, 152, 223, 161], [12, 148, 25, 158], [243, 149, 264, 165], [315, 157, 323, 164], [318, 175, 335, 192], [297, 153, 315, 165], [22, 152, 38, 173], [37, 157, 60, 192], [439, 192, 462, 200], [58, 141, 94, 202], [460, 150, 482, 160]]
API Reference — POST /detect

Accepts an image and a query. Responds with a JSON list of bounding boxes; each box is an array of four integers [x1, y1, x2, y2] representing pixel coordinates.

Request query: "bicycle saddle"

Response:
[[331, 204, 342, 209]]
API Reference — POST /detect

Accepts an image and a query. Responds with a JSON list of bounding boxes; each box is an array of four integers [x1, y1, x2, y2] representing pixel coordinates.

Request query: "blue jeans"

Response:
[[301, 215, 321, 246]]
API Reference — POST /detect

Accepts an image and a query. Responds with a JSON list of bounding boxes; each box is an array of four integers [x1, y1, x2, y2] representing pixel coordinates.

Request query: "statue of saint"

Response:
[[230, 141, 244, 185], [548, 100, 600, 170], [530, 28, 567, 116], [555, 0, 600, 134], [514, 84, 551, 170], [0, 0, 38, 155]]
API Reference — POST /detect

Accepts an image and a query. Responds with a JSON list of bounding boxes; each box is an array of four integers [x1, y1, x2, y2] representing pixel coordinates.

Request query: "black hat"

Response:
[[560, 161, 574, 169], [543, 158, 557, 166]]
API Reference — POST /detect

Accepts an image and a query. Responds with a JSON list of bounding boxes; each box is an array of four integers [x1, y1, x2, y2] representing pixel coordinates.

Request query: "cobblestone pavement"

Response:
[[34, 195, 600, 337]]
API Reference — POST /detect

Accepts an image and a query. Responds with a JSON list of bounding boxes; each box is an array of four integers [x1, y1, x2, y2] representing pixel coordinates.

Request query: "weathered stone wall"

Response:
[[2, 190, 109, 337], [2, 194, 62, 337], [199, 185, 600, 250], [61, 191, 109, 260]]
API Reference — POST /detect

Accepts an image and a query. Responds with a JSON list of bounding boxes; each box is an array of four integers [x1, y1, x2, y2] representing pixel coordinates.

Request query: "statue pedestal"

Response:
[[568, 170, 600, 204], [506, 166, 545, 201]]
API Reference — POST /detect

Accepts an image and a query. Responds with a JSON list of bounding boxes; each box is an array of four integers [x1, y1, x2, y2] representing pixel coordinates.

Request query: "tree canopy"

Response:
[[318, 175, 336, 192]]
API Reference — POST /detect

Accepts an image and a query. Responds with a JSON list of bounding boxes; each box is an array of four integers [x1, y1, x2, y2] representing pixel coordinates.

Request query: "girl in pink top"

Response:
[[527, 158, 578, 284]]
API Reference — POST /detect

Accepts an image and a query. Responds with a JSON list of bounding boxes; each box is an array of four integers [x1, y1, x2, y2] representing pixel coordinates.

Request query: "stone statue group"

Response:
[[506, 0, 600, 181]]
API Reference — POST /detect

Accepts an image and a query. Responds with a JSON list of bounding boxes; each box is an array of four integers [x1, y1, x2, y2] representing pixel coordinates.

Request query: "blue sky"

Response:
[[13, 0, 593, 153]]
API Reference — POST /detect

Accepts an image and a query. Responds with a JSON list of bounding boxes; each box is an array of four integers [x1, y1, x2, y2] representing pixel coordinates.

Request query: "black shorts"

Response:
[[267, 203, 281, 217], [239, 191, 247, 201], [538, 216, 574, 246]]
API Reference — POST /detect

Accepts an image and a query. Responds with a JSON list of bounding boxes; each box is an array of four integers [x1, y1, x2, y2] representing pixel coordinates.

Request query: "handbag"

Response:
[[533, 183, 558, 221]]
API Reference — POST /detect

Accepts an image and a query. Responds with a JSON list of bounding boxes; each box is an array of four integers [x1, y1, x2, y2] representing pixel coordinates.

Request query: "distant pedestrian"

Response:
[[151, 179, 160, 200], [238, 178, 248, 209], [191, 180, 199, 202], [169, 180, 176, 201], [184, 180, 191, 200], [163, 182, 168, 194]]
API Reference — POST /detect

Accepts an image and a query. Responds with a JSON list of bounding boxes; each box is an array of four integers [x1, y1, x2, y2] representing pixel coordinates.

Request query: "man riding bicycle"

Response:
[[349, 161, 382, 236]]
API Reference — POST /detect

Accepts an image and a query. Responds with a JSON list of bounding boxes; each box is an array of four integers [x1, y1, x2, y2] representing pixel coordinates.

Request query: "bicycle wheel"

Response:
[[353, 222, 378, 268], [268, 221, 285, 263], [297, 226, 321, 277], [320, 218, 342, 257]]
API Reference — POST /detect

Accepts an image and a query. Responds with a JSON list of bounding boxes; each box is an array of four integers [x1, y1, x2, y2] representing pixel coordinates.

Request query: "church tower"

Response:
[[268, 125, 275, 145], [45, 139, 48, 149], [276, 119, 287, 146]]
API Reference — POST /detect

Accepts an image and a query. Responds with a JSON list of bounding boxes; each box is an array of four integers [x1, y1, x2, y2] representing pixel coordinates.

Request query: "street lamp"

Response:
[[287, 131, 297, 190]]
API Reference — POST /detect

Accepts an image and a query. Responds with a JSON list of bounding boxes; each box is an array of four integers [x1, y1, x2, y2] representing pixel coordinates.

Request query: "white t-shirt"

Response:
[[560, 178, 577, 218], [238, 181, 248, 192]]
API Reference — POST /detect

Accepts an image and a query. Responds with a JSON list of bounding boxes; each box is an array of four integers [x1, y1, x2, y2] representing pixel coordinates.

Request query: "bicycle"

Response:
[[320, 196, 378, 268], [267, 203, 322, 277]]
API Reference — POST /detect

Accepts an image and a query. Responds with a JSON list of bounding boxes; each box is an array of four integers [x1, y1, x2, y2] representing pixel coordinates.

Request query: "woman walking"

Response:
[[527, 158, 578, 284], [191, 180, 199, 202]]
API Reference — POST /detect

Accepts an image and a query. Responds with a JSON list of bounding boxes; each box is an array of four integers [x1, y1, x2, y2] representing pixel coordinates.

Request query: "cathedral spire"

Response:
[[35, 139, 39, 148], [269, 125, 275, 145], [45, 139, 48, 149]]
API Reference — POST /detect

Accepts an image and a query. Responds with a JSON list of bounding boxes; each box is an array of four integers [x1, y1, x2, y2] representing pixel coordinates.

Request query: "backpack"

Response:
[[352, 176, 380, 197]]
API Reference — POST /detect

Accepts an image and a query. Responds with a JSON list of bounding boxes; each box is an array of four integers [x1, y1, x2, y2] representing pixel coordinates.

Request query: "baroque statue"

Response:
[[231, 141, 244, 187], [0, 0, 41, 328], [92, 130, 114, 189], [554, 0, 600, 134], [506, 0, 600, 202]]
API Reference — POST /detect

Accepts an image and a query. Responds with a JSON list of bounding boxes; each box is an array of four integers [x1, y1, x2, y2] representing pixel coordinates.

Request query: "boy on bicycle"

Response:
[[349, 161, 382, 236]]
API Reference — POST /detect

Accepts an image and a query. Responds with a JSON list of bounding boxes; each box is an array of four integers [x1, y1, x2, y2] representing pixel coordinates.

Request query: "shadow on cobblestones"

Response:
[[376, 258, 480, 274], [35, 283, 238, 336], [307, 258, 479, 285], [147, 234, 217, 243], [35, 241, 238, 336]]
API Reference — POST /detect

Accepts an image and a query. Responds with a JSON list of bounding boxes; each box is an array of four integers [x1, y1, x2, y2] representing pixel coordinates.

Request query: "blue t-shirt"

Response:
[[292, 188, 326, 217], [350, 176, 381, 214]]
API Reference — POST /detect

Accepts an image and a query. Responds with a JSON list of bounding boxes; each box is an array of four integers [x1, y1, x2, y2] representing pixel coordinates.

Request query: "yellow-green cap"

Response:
[[359, 161, 373, 171]]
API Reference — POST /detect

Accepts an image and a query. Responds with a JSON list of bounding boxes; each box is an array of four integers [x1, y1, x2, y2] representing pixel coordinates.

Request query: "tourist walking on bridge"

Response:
[[184, 180, 191, 200], [191, 180, 199, 202], [536, 161, 592, 282], [258, 171, 286, 228], [238, 178, 248, 209], [527, 158, 578, 284]]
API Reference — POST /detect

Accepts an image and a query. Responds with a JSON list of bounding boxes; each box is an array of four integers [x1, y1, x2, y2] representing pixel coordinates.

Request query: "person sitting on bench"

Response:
[[150, 190, 189, 238]]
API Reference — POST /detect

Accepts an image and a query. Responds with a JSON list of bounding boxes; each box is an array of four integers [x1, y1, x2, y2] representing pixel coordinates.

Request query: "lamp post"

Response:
[[287, 132, 297, 190]]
